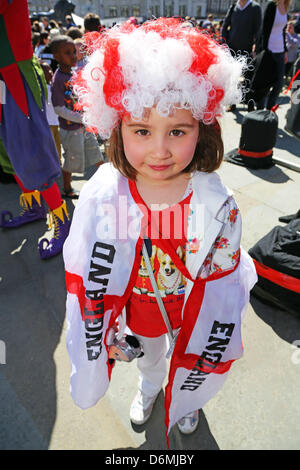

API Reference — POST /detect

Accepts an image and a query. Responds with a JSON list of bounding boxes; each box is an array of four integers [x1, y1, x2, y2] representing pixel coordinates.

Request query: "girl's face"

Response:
[[121, 107, 199, 185]]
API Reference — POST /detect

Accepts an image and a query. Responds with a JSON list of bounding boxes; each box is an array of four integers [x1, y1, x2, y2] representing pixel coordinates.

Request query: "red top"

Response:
[[126, 180, 193, 337]]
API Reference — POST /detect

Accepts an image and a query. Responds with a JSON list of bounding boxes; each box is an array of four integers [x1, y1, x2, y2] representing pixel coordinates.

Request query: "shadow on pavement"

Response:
[[276, 128, 300, 157], [120, 390, 219, 451], [247, 164, 291, 184], [250, 293, 300, 345], [0, 182, 74, 449]]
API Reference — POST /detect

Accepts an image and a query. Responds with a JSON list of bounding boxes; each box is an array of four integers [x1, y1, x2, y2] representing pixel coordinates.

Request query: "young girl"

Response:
[[63, 18, 257, 441]]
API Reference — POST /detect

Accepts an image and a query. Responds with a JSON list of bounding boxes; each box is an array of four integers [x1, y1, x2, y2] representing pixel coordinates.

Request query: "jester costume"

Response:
[[0, 0, 70, 259]]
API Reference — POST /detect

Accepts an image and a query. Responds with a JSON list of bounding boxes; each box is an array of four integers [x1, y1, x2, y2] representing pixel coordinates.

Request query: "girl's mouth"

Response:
[[149, 165, 171, 171]]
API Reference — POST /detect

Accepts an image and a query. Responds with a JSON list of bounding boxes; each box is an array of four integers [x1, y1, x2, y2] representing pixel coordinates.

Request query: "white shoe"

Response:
[[177, 410, 199, 434], [130, 390, 158, 425]]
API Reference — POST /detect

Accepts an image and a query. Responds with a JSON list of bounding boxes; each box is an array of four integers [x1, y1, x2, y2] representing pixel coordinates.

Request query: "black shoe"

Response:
[[278, 210, 300, 223], [226, 104, 236, 112], [247, 99, 255, 112]]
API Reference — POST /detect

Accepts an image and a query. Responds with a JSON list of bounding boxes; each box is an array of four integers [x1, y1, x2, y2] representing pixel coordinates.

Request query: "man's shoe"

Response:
[[39, 200, 70, 259], [129, 390, 159, 425], [278, 210, 300, 223], [0, 191, 47, 228], [177, 410, 199, 435], [247, 99, 255, 112]]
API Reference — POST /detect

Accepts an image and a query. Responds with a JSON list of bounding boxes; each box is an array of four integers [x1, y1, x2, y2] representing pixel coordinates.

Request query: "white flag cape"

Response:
[[63, 163, 257, 439]]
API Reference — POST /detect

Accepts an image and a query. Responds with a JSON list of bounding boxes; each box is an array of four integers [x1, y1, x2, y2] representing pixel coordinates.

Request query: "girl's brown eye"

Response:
[[136, 129, 149, 136], [170, 130, 184, 137]]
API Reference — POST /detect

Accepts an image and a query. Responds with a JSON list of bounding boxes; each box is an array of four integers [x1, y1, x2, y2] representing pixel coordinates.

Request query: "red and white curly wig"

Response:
[[73, 18, 246, 139]]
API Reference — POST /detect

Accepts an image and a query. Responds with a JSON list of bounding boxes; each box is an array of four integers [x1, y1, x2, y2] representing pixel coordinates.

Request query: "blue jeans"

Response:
[[257, 52, 285, 110]]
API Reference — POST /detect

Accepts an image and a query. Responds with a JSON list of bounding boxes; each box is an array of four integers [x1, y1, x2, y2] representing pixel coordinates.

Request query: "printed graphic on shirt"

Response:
[[132, 244, 186, 298], [64, 80, 77, 113]]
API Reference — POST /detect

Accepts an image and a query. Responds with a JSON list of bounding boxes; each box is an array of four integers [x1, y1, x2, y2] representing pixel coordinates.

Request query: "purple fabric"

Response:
[[0, 75, 61, 191], [51, 69, 81, 131]]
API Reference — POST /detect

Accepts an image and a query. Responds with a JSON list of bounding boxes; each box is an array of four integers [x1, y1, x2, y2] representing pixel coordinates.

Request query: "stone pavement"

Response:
[[0, 94, 299, 450]]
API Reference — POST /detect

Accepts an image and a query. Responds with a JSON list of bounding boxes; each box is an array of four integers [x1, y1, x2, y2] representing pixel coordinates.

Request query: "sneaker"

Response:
[[129, 390, 158, 425], [177, 410, 199, 435]]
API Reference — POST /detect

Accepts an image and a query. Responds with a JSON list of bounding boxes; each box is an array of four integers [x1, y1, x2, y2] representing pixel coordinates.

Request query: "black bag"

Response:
[[225, 109, 278, 169], [249, 219, 300, 315]]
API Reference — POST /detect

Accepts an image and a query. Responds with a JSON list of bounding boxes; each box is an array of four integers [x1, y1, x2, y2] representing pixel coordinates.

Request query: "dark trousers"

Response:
[[256, 52, 285, 110]]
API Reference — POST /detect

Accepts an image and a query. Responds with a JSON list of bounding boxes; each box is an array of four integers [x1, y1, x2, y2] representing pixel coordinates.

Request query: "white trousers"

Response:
[[133, 332, 169, 398]]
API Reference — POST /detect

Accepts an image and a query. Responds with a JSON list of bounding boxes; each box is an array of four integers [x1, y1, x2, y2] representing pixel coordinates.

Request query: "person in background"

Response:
[[66, 26, 83, 40], [41, 16, 51, 31], [202, 13, 214, 29], [83, 12, 101, 33], [32, 20, 41, 33], [32, 31, 40, 51], [65, 14, 76, 29], [0, 0, 70, 260], [294, 12, 300, 33], [285, 20, 300, 85], [49, 19, 60, 37], [74, 37, 86, 69], [39, 26, 60, 72], [35, 31, 49, 58], [40, 61, 62, 165], [255, 0, 291, 110], [51, 35, 104, 199], [222, 0, 262, 111]]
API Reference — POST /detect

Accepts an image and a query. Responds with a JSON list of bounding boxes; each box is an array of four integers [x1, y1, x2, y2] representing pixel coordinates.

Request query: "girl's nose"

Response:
[[152, 136, 171, 159]]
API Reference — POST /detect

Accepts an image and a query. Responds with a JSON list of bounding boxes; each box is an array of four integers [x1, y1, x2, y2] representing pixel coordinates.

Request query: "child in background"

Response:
[[35, 31, 50, 58], [40, 61, 62, 165], [51, 35, 103, 199], [74, 38, 86, 70], [63, 19, 257, 440]]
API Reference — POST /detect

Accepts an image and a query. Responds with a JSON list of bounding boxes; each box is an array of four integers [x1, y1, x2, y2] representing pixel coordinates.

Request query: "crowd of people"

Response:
[[33, 3, 300, 114], [0, 2, 299, 260]]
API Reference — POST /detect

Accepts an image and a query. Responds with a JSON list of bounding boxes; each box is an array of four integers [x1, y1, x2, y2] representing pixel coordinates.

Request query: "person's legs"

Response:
[[135, 333, 168, 397], [40, 181, 63, 210], [60, 128, 83, 199], [129, 333, 168, 425], [266, 52, 285, 110], [38, 182, 71, 259], [83, 129, 104, 169]]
